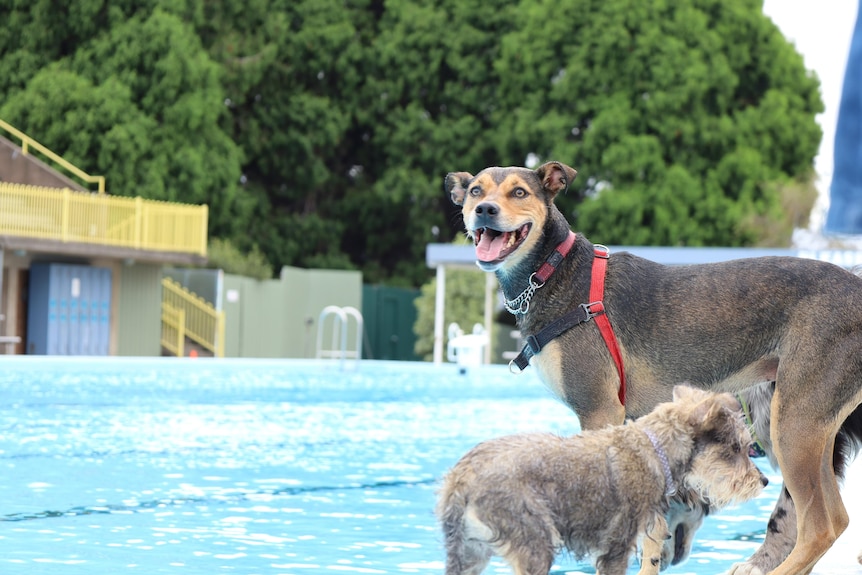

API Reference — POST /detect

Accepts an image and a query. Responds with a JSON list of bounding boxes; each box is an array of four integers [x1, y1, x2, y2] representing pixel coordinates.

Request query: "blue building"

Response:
[[825, 1, 862, 234]]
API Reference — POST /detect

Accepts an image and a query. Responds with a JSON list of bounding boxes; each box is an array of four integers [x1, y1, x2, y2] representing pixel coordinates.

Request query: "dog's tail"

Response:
[[436, 474, 467, 544], [436, 473, 486, 574], [835, 403, 862, 478]]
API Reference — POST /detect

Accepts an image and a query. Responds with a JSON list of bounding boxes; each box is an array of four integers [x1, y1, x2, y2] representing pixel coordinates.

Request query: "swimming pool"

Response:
[[0, 356, 849, 574]]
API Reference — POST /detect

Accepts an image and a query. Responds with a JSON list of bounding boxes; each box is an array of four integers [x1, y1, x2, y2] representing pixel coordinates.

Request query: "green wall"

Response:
[[222, 266, 362, 358], [362, 284, 419, 361], [117, 263, 162, 356]]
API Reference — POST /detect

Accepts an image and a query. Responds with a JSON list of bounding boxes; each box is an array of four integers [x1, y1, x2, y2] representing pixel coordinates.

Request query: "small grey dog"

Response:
[[437, 386, 768, 575]]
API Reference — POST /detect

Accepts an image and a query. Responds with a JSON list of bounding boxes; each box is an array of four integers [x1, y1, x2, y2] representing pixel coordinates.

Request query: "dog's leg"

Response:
[[505, 549, 554, 575], [727, 485, 798, 575], [728, 382, 795, 575], [637, 515, 669, 575], [765, 390, 849, 575], [663, 500, 707, 568], [499, 518, 558, 575], [445, 539, 492, 575], [596, 547, 637, 575], [439, 500, 493, 575]]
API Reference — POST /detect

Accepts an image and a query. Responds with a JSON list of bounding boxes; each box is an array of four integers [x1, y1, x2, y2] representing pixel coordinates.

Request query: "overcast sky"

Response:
[[762, 0, 859, 233]]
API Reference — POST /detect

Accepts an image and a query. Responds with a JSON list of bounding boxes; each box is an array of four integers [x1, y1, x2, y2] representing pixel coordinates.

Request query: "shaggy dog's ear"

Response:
[[672, 384, 706, 403], [671, 385, 730, 428], [445, 172, 473, 206], [696, 401, 729, 430], [672, 385, 693, 402]]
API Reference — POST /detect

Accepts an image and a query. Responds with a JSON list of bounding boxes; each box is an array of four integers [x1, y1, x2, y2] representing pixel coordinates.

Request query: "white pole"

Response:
[[483, 272, 495, 364], [432, 265, 446, 364]]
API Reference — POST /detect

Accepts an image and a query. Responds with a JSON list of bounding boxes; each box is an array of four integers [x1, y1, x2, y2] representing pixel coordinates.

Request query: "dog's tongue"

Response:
[[476, 231, 510, 262]]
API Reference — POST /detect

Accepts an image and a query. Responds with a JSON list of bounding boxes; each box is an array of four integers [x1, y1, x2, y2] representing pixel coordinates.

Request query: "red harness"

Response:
[[509, 233, 627, 406], [589, 244, 627, 406]]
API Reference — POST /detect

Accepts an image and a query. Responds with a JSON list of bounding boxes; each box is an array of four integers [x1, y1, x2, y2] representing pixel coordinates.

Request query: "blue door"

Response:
[[27, 263, 112, 355]]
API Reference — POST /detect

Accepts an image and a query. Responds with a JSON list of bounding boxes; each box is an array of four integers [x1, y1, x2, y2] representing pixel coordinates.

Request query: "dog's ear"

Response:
[[672, 384, 704, 403], [672, 384, 691, 402], [445, 172, 473, 206], [686, 398, 724, 429], [674, 385, 733, 429], [715, 391, 742, 412], [535, 161, 578, 197], [703, 405, 747, 450], [689, 397, 743, 439]]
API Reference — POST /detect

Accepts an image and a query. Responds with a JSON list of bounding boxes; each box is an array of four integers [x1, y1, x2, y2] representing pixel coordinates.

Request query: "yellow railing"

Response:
[[0, 118, 106, 193], [161, 277, 225, 357], [160, 303, 186, 357], [0, 182, 208, 256]]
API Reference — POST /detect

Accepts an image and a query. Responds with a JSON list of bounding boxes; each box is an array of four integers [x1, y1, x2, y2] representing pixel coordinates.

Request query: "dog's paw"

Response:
[[726, 562, 765, 575], [634, 557, 661, 575]]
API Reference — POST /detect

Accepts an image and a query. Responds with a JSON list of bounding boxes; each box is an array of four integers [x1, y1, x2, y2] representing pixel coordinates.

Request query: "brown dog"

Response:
[[444, 161, 862, 575], [437, 386, 767, 575]]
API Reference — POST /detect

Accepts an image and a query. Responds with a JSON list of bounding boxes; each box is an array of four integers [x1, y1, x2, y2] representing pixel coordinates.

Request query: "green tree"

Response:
[[0, 2, 248, 241], [492, 0, 822, 247], [202, 0, 367, 274], [201, 0, 518, 284], [205, 238, 273, 280], [344, 0, 518, 286], [0, 0, 823, 286]]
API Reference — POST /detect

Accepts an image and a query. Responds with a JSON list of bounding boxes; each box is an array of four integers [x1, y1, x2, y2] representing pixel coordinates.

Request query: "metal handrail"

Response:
[[0, 118, 106, 193], [160, 303, 186, 357], [161, 277, 224, 357], [316, 305, 363, 366], [0, 182, 208, 256]]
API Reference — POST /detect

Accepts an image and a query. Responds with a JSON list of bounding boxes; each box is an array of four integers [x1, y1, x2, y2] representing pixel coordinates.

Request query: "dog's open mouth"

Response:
[[474, 223, 531, 264]]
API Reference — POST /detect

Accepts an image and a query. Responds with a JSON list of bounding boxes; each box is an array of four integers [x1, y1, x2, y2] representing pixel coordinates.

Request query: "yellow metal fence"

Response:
[[161, 303, 186, 357], [0, 182, 208, 256], [161, 277, 224, 357], [0, 118, 106, 193]]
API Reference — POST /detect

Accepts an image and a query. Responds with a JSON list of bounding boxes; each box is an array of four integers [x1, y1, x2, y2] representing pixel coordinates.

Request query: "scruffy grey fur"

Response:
[[437, 386, 767, 575]]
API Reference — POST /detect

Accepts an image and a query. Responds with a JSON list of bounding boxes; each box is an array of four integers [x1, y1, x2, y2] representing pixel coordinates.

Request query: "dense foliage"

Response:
[[0, 0, 822, 285]]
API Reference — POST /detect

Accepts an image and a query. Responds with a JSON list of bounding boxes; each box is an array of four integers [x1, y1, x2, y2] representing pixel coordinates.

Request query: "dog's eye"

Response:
[[469, 186, 482, 197], [513, 187, 527, 198]]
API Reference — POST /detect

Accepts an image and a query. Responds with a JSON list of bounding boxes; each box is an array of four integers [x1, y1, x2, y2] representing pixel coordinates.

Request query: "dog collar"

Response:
[[504, 231, 577, 315], [643, 428, 677, 498], [737, 393, 768, 458]]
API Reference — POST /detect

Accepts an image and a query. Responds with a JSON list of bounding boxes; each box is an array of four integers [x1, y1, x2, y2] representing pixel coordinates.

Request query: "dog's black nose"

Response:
[[760, 474, 769, 487], [475, 202, 499, 217]]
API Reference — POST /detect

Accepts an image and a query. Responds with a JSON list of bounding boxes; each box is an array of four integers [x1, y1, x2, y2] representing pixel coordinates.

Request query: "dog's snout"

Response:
[[760, 473, 769, 487], [475, 202, 499, 217]]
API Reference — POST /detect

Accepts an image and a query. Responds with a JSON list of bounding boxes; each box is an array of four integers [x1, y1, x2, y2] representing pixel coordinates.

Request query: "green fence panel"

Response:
[[362, 284, 420, 361]]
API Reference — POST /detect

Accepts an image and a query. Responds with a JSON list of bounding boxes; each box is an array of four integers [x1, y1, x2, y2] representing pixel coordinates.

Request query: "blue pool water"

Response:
[[0, 357, 784, 574]]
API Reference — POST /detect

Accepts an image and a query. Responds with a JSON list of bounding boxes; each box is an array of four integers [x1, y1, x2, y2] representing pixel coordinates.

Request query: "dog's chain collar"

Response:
[[643, 428, 677, 498], [504, 231, 577, 316], [504, 273, 543, 315]]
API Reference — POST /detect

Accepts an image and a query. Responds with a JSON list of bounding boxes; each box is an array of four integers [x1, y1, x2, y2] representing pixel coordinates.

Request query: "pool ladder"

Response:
[[315, 306, 363, 366]]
